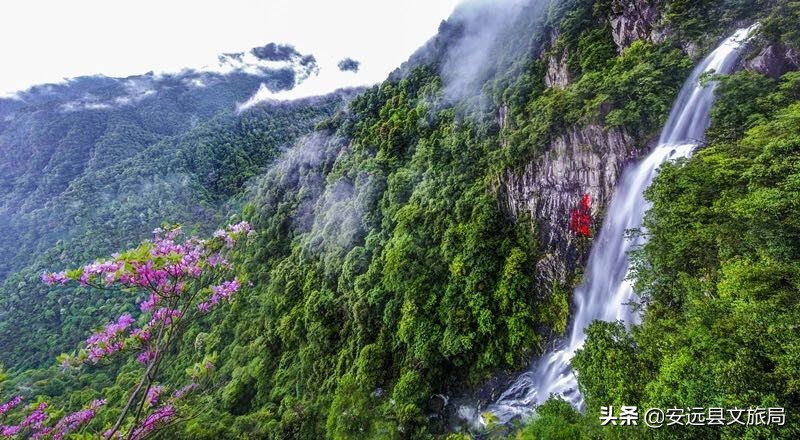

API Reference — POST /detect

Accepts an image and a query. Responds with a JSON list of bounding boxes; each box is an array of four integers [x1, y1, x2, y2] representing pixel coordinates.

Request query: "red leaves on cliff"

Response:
[[570, 194, 592, 237]]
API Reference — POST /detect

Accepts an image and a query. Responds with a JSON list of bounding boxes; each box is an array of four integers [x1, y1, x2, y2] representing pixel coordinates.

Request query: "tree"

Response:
[[0, 222, 252, 439]]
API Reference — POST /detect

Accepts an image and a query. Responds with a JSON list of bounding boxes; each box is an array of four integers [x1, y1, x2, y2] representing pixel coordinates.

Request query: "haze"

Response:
[[0, 0, 461, 97]]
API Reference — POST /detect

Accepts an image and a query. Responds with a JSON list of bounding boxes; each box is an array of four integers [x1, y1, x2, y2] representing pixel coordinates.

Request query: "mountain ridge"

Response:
[[0, 1, 798, 438]]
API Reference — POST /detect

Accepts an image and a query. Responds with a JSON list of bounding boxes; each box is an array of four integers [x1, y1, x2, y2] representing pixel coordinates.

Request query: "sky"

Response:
[[0, 0, 461, 98]]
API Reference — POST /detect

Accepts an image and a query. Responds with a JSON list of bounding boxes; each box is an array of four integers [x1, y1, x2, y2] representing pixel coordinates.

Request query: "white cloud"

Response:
[[236, 57, 366, 110], [0, 0, 461, 97]]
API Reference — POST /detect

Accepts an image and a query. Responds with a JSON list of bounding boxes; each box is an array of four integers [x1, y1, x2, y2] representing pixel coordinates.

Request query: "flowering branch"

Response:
[[16, 221, 255, 440]]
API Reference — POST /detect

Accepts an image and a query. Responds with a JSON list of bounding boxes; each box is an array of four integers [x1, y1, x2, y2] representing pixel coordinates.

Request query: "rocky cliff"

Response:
[[498, 125, 641, 296], [544, 50, 571, 89], [610, 0, 665, 50], [496, 1, 668, 303], [495, 0, 783, 319]]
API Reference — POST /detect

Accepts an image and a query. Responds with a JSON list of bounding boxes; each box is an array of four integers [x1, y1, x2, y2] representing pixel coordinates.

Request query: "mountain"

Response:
[[1, 0, 799, 439], [0, 42, 357, 368]]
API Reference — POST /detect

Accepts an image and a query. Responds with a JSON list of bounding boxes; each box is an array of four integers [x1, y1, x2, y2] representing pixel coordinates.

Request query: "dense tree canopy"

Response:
[[0, 0, 797, 439]]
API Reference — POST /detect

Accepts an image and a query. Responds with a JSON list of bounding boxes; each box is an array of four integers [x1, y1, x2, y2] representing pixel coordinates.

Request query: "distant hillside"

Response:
[[0, 42, 357, 369], [0, 1, 798, 439]]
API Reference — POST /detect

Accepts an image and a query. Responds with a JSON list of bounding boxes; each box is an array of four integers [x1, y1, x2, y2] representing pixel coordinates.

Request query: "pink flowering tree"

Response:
[[0, 221, 252, 439]]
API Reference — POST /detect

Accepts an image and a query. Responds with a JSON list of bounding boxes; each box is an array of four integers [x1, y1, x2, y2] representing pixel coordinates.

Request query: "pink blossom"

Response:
[[129, 405, 176, 440], [21, 402, 48, 429], [85, 314, 134, 363], [117, 314, 135, 327], [77, 260, 122, 286], [149, 308, 183, 327], [0, 396, 22, 415], [210, 279, 240, 303], [46, 399, 105, 440], [188, 265, 202, 277], [207, 253, 223, 268], [34, 222, 256, 437], [41, 271, 68, 286], [206, 253, 232, 270], [137, 349, 156, 364], [228, 221, 251, 235], [172, 383, 197, 399], [32, 427, 53, 439], [131, 328, 151, 342], [146, 386, 164, 407], [198, 279, 241, 313], [0, 425, 20, 436], [139, 294, 158, 312], [214, 222, 252, 249]]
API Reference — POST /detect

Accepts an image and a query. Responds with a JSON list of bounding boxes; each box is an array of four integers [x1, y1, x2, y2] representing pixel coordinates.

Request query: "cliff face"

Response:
[[610, 0, 665, 50], [544, 50, 571, 88], [498, 1, 666, 299], [498, 125, 640, 293], [497, 0, 784, 320]]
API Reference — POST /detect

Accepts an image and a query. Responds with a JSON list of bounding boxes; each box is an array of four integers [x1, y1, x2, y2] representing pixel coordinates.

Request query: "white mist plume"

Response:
[[306, 176, 367, 256], [236, 56, 365, 111], [250, 129, 375, 258], [440, 0, 550, 102], [252, 132, 339, 232]]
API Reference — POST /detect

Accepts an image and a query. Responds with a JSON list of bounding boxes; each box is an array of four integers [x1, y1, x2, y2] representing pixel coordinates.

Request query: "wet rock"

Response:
[[682, 40, 702, 60], [497, 104, 509, 131], [429, 394, 449, 414]]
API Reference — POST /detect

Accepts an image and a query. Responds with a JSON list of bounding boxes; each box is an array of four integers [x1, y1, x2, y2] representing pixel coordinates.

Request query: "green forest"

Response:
[[0, 0, 798, 439]]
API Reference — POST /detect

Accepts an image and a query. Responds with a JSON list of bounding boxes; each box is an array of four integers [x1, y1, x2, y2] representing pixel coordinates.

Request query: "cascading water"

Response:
[[458, 24, 760, 428]]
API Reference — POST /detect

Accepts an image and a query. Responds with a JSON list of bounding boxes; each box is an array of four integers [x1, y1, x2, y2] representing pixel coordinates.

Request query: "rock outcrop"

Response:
[[498, 125, 642, 292], [542, 28, 571, 89], [544, 51, 571, 88], [610, 0, 666, 51], [746, 43, 800, 78]]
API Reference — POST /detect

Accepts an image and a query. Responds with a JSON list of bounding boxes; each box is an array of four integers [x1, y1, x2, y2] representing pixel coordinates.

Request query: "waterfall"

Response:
[[458, 24, 759, 428]]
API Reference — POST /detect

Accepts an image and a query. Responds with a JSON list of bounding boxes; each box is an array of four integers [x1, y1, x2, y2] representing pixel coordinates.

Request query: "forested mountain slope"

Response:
[[168, 0, 796, 437], [0, 0, 798, 439], [0, 43, 355, 369]]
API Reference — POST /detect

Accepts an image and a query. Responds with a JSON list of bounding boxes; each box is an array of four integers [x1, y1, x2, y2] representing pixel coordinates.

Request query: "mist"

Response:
[[396, 0, 552, 105], [249, 127, 379, 263]]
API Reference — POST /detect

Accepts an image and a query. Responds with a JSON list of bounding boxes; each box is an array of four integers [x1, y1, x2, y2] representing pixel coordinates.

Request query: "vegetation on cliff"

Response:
[[0, 0, 797, 439]]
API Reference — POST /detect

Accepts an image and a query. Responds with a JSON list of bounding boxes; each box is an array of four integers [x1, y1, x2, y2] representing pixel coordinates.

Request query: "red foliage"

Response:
[[570, 194, 592, 237]]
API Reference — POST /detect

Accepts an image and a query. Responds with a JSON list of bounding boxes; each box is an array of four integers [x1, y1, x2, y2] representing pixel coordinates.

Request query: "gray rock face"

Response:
[[544, 51, 570, 88], [610, 0, 664, 51], [498, 125, 642, 292], [497, 104, 509, 131], [746, 43, 800, 78]]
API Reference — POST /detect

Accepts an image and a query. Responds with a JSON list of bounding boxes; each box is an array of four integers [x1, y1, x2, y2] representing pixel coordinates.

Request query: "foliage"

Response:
[[0, 82, 347, 369], [0, 223, 250, 438], [516, 397, 591, 440], [761, 0, 800, 49], [664, 0, 771, 41], [0, 0, 796, 439], [572, 72, 800, 439], [500, 24, 691, 168]]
